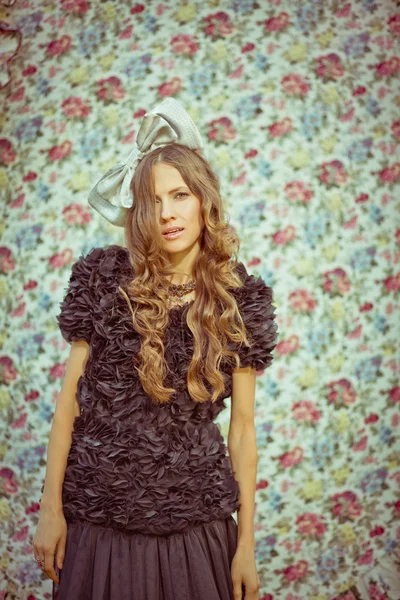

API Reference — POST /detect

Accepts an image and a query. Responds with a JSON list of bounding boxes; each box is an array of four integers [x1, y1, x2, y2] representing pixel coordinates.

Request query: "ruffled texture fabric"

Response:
[[51, 245, 277, 537], [53, 516, 239, 600]]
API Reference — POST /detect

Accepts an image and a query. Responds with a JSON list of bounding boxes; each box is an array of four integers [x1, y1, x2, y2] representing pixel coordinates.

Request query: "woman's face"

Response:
[[153, 162, 203, 254]]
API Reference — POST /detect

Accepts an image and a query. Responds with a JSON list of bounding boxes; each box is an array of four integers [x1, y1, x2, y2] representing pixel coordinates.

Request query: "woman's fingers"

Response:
[[43, 550, 59, 584]]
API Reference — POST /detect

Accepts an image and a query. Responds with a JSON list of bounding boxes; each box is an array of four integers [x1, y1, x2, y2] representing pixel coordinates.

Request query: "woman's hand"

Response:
[[32, 504, 67, 584], [231, 545, 261, 600]]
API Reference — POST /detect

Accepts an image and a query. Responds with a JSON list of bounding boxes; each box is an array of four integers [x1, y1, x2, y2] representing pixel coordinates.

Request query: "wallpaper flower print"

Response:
[[1, 0, 399, 599]]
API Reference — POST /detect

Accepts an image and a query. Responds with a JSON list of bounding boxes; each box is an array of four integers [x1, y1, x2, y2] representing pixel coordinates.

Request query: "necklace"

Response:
[[167, 279, 196, 308]]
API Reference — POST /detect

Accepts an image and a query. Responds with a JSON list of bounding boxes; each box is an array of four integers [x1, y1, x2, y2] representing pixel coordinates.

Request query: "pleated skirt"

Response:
[[53, 515, 240, 600]]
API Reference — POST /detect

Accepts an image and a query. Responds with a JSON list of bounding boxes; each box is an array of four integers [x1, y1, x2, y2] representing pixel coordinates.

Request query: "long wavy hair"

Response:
[[117, 142, 251, 405]]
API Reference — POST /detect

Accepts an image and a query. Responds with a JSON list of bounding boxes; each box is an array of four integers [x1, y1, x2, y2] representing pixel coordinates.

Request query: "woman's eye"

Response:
[[176, 192, 188, 199]]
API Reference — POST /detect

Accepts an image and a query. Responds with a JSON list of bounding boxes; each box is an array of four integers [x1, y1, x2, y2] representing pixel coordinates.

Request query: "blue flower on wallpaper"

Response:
[[312, 437, 334, 469], [235, 94, 262, 119], [37, 181, 51, 201], [16, 11, 43, 38], [189, 67, 213, 98], [350, 246, 377, 271], [78, 27, 102, 57], [384, 537, 399, 554], [15, 224, 43, 249], [18, 561, 43, 585], [295, 3, 321, 33], [80, 127, 104, 160], [258, 159, 272, 177], [369, 204, 383, 224], [256, 535, 277, 560], [17, 445, 46, 470], [343, 33, 370, 57], [125, 54, 152, 79], [255, 421, 273, 445], [16, 335, 43, 359], [373, 313, 387, 334], [316, 551, 339, 582], [354, 356, 382, 382], [265, 379, 279, 398], [301, 110, 323, 139], [15, 117, 43, 142], [379, 425, 394, 446], [39, 402, 54, 423], [347, 138, 373, 163], [366, 97, 381, 117], [304, 215, 328, 248], [255, 53, 269, 72], [308, 328, 330, 357], [238, 201, 265, 226], [232, 0, 255, 13], [38, 291, 52, 312], [362, 0, 378, 11], [359, 467, 388, 494], [35, 75, 51, 96], [268, 489, 284, 512], [144, 13, 157, 33]]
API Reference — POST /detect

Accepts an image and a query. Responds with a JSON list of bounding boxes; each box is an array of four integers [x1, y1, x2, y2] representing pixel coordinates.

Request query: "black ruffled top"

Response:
[[53, 244, 278, 535]]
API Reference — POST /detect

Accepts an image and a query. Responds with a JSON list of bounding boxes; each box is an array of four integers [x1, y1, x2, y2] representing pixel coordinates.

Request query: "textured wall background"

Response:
[[1, 0, 399, 599]]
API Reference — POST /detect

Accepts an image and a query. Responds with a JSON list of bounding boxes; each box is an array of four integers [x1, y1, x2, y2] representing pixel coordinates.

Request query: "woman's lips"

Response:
[[163, 228, 184, 240]]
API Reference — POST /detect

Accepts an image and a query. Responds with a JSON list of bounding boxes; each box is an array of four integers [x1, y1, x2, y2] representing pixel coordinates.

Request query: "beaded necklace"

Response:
[[167, 279, 196, 308]]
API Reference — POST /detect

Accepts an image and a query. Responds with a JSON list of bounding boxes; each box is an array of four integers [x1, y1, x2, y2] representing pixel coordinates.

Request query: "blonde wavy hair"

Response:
[[117, 142, 251, 405]]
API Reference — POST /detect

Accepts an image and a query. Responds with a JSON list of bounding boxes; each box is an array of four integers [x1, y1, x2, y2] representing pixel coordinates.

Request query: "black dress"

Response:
[[49, 244, 278, 600]]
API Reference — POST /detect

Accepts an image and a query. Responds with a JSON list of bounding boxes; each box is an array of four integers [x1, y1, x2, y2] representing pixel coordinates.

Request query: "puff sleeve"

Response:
[[233, 262, 278, 372], [56, 247, 104, 344]]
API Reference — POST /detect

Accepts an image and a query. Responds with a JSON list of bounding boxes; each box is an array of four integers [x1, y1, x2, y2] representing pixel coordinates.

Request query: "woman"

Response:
[[32, 99, 278, 600]]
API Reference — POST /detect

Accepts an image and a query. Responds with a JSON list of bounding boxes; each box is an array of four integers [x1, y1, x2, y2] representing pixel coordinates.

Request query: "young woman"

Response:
[[32, 100, 278, 600]]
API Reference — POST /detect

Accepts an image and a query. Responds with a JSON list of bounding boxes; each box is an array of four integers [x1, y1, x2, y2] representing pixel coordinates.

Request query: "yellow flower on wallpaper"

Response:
[[285, 43, 307, 62], [68, 66, 89, 86], [329, 300, 346, 323], [175, 4, 197, 22], [69, 171, 91, 193], [101, 107, 119, 129], [101, 2, 118, 22], [333, 466, 351, 486], [320, 84, 340, 106], [339, 523, 357, 546], [328, 352, 346, 373], [99, 54, 116, 70], [297, 367, 318, 388], [312, 595, 327, 600], [0, 168, 9, 190], [215, 149, 230, 169], [0, 278, 9, 300], [300, 479, 323, 501], [316, 30, 335, 49], [334, 412, 351, 434], [0, 499, 11, 522], [0, 556, 10, 570], [209, 95, 227, 110], [322, 245, 340, 261], [212, 41, 228, 63], [293, 257, 314, 276], [287, 148, 310, 169], [326, 191, 342, 212], [0, 389, 11, 412], [320, 134, 338, 153]]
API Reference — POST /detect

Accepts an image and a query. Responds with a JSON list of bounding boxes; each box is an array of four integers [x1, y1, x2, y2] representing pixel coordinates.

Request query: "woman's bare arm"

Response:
[[40, 340, 90, 510]]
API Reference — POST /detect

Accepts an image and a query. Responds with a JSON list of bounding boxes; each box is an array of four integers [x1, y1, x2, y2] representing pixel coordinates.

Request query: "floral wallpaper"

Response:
[[1, 0, 399, 599]]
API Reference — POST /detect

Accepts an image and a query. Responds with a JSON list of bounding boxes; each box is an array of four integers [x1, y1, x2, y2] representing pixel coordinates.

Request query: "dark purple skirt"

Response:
[[53, 515, 240, 600]]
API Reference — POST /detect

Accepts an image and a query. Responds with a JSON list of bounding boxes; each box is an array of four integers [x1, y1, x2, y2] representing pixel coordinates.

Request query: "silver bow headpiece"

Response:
[[88, 97, 204, 227]]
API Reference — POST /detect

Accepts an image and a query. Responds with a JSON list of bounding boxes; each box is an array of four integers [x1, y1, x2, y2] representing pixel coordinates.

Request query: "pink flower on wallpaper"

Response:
[[274, 336, 299, 357], [0, 356, 18, 384], [281, 73, 311, 97], [368, 583, 388, 600], [207, 117, 236, 143], [158, 77, 182, 97], [391, 120, 400, 137], [284, 180, 313, 204], [369, 525, 385, 537], [378, 161, 400, 183], [326, 379, 357, 407], [296, 512, 327, 536], [48, 248, 75, 270], [272, 226, 296, 245], [0, 247, 16, 274], [282, 559, 309, 582], [292, 400, 321, 423], [319, 160, 348, 186], [357, 548, 374, 565], [322, 268, 351, 295], [61, 0, 89, 15], [365, 413, 379, 423], [279, 446, 304, 469], [263, 12, 290, 33], [315, 53, 344, 80], [50, 362, 67, 380], [47, 35, 72, 57], [268, 117, 293, 138], [170, 34, 199, 55], [387, 14, 400, 36], [0, 138, 17, 165], [203, 12, 233, 38], [97, 76, 125, 103], [62, 203, 92, 226], [331, 491, 363, 520], [61, 96, 91, 119], [47, 140, 73, 162], [375, 56, 400, 77], [383, 272, 400, 292], [288, 289, 316, 312]]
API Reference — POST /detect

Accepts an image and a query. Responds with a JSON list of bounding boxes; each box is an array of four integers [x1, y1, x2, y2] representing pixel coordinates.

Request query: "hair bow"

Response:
[[87, 97, 204, 227]]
